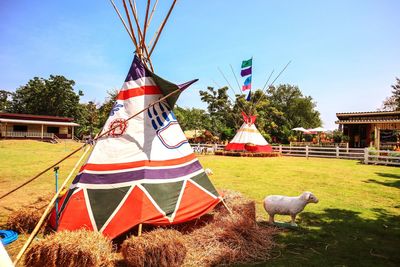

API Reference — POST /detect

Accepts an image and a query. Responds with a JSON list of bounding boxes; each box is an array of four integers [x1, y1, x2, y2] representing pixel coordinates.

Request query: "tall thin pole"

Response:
[[142, 0, 151, 54], [218, 67, 237, 96], [253, 61, 292, 109], [128, 0, 154, 71], [252, 69, 274, 108], [229, 64, 243, 95], [147, 0, 159, 28], [109, 0, 139, 52], [122, 0, 141, 57], [149, 0, 177, 57]]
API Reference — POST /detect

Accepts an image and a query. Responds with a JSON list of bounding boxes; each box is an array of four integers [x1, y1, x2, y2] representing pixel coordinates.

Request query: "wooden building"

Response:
[[0, 113, 79, 140], [336, 111, 400, 149]]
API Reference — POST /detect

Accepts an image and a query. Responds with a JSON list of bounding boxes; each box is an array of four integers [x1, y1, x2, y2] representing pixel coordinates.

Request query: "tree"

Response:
[[174, 106, 210, 132], [0, 90, 13, 112], [9, 75, 83, 118], [98, 89, 118, 127], [381, 78, 400, 111], [267, 84, 321, 142], [199, 86, 236, 140]]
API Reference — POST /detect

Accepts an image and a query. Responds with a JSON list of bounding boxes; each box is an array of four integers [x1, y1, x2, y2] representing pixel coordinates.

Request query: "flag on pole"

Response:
[[241, 58, 252, 68], [246, 90, 251, 101], [241, 57, 252, 101], [240, 67, 252, 77], [242, 76, 251, 91]]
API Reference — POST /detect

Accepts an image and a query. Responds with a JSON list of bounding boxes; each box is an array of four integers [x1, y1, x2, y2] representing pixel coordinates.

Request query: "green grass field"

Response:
[[0, 140, 399, 266]]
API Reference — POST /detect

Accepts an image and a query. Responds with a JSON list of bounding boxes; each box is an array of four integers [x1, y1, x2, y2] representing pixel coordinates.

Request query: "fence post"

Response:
[[364, 147, 369, 164], [279, 145, 282, 154], [346, 143, 349, 153], [336, 145, 339, 158], [306, 145, 309, 159]]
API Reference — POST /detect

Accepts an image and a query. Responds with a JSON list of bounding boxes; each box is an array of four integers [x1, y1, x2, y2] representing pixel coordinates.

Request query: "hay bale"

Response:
[[121, 229, 186, 267], [24, 230, 114, 267], [5, 193, 52, 233], [181, 190, 278, 267]]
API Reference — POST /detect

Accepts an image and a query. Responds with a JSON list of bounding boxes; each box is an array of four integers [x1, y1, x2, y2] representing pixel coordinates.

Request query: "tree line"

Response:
[[2, 75, 398, 143]]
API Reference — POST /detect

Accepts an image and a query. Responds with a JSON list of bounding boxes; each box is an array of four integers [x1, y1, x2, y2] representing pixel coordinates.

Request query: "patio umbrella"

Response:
[[309, 127, 326, 132], [292, 127, 308, 132]]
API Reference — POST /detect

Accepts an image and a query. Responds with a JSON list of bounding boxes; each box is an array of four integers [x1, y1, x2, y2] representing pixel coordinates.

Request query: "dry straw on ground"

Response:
[[121, 228, 187, 267], [180, 189, 278, 266], [4, 193, 52, 233], [24, 230, 114, 267]]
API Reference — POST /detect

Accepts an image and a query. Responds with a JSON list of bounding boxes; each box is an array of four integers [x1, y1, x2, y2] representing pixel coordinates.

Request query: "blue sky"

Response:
[[1, 0, 399, 130]]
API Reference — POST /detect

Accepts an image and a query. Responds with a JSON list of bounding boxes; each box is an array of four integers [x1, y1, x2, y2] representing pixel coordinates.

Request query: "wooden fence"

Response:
[[272, 145, 364, 160], [364, 148, 400, 166], [1, 131, 54, 139], [189, 143, 400, 167]]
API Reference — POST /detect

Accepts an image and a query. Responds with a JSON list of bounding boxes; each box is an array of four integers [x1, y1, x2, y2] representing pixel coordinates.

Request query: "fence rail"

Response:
[[1, 131, 54, 139], [189, 143, 400, 166]]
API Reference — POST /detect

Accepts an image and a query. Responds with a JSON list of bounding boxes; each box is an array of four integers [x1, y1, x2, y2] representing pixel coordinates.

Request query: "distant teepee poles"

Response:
[[109, 0, 178, 70]]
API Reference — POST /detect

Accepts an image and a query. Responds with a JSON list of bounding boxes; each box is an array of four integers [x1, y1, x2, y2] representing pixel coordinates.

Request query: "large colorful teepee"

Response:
[[52, 56, 221, 238], [225, 112, 272, 152], [47, 0, 221, 239]]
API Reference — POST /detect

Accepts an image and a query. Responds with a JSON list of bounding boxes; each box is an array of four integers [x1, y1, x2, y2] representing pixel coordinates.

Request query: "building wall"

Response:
[[0, 122, 73, 139]]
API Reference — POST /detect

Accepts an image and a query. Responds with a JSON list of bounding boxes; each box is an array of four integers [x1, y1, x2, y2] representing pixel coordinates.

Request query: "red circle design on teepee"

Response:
[[108, 118, 128, 137]]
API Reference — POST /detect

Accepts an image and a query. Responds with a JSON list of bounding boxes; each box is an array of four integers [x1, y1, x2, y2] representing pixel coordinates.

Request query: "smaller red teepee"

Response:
[[225, 112, 272, 152]]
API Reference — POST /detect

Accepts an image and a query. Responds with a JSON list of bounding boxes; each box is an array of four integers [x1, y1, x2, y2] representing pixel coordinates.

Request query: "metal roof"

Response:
[[336, 110, 400, 116], [0, 118, 79, 126], [335, 119, 400, 124]]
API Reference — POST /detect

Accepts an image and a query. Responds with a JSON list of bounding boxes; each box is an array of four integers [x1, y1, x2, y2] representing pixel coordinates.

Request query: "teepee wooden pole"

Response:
[[13, 145, 91, 266], [122, 0, 140, 56], [110, 0, 140, 51], [138, 223, 143, 236], [128, 0, 154, 71], [221, 198, 233, 215], [148, 0, 177, 57], [146, 0, 158, 28], [142, 0, 151, 52]]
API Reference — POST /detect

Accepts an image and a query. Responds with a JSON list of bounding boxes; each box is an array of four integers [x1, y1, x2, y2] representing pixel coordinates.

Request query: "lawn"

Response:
[[0, 140, 399, 266]]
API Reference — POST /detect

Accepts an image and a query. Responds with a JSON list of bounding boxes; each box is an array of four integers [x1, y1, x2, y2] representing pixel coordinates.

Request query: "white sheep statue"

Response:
[[263, 192, 318, 226]]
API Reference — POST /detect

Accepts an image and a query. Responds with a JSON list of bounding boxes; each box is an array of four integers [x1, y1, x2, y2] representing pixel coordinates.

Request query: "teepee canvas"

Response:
[[51, 56, 221, 238], [225, 112, 272, 152]]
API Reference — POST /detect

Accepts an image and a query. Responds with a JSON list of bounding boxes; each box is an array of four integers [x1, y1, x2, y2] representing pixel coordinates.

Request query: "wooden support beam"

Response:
[[109, 0, 140, 52], [149, 0, 177, 57]]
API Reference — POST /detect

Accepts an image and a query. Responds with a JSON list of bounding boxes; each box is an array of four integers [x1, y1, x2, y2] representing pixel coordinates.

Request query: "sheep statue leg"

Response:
[[290, 214, 298, 226], [268, 213, 275, 224]]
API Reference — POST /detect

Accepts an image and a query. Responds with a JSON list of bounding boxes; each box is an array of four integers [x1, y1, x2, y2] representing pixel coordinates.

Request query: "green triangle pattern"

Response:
[[142, 181, 184, 217], [87, 186, 130, 230], [190, 172, 219, 197]]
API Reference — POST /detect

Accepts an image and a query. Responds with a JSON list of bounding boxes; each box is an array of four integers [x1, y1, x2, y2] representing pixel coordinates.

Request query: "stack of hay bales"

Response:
[[24, 230, 114, 267], [121, 229, 186, 267], [4, 193, 52, 233], [8, 190, 276, 267], [181, 189, 277, 266]]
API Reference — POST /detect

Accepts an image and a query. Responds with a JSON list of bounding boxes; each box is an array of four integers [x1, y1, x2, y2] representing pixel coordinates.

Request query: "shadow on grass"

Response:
[[364, 172, 400, 189], [260, 208, 400, 267], [376, 172, 400, 179]]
